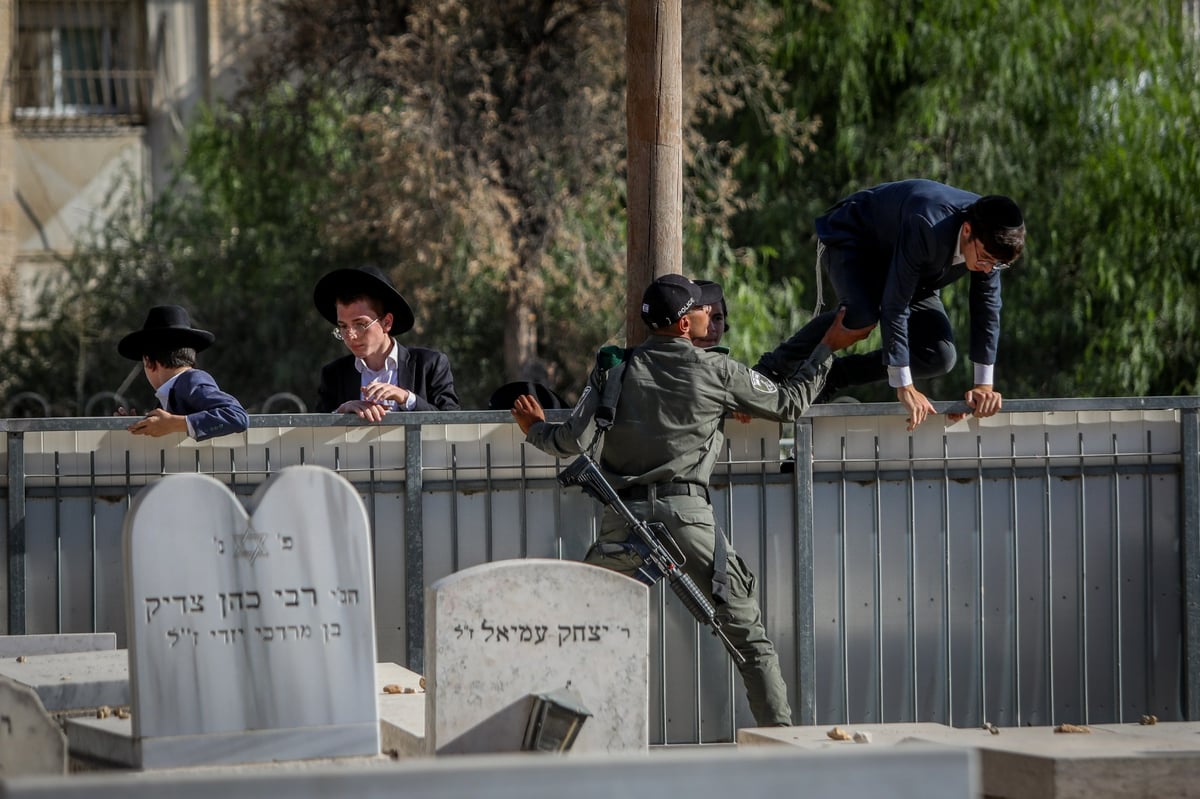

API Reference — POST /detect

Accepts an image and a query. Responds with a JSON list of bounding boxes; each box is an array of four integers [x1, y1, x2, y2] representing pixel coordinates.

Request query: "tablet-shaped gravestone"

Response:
[[426, 559, 649, 754], [124, 465, 378, 767]]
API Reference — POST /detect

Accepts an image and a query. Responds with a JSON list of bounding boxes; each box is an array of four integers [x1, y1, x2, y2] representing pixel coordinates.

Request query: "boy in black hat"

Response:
[[313, 266, 459, 420], [116, 305, 248, 440]]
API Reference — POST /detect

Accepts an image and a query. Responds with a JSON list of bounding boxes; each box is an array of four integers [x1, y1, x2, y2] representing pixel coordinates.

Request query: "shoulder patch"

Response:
[[750, 370, 779, 394]]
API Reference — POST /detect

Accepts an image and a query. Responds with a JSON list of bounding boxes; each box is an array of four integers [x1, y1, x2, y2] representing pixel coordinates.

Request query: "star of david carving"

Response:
[[234, 523, 269, 564]]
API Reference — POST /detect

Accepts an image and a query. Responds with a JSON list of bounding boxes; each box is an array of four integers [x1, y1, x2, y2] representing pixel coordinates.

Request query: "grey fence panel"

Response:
[[3, 399, 1199, 744]]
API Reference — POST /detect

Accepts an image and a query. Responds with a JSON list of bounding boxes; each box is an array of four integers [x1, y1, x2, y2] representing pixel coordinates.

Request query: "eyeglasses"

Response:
[[332, 318, 380, 341], [975, 240, 1011, 272]]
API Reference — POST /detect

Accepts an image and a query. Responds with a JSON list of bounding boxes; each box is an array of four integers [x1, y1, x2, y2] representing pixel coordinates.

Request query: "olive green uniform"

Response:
[[525, 334, 834, 726]]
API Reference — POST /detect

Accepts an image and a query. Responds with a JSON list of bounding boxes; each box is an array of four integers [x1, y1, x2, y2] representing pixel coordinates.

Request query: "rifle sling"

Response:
[[590, 346, 731, 606]]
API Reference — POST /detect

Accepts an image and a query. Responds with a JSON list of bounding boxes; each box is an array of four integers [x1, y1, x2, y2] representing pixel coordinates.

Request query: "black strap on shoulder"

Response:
[[593, 347, 633, 433]]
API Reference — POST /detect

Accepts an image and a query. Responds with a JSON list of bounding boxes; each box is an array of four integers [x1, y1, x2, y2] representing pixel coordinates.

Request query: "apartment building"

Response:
[[0, 0, 260, 326]]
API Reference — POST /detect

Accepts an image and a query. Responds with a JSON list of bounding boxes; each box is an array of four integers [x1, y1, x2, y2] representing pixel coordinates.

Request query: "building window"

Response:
[[15, 0, 150, 126]]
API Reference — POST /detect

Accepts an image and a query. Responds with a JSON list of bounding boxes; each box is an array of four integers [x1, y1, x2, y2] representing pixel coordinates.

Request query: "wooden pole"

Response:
[[625, 0, 682, 346]]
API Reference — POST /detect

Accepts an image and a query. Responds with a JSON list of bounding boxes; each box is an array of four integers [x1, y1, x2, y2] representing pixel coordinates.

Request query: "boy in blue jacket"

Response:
[[116, 305, 248, 441]]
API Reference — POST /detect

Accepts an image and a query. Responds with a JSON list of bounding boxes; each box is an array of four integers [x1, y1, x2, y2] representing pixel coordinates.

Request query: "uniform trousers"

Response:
[[584, 492, 792, 726]]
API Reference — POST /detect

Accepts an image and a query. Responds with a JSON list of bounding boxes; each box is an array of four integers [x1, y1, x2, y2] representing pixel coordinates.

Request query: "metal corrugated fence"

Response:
[[2, 397, 1198, 743]]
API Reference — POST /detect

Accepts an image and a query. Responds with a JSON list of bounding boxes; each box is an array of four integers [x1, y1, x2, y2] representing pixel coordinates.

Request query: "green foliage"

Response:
[[725, 0, 1200, 399], [0, 84, 365, 412], [6, 1, 1196, 412]]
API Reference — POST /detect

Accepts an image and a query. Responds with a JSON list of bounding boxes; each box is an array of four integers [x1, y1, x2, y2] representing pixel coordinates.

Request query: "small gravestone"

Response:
[[0, 677, 67, 776], [426, 559, 648, 754], [67, 466, 379, 768]]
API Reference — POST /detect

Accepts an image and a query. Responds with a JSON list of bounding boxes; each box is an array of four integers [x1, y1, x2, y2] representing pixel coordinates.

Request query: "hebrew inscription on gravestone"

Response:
[[123, 465, 379, 766]]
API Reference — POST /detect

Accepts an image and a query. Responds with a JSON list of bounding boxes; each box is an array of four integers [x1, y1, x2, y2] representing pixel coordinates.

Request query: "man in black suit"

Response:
[[756, 179, 1025, 430], [314, 267, 459, 419]]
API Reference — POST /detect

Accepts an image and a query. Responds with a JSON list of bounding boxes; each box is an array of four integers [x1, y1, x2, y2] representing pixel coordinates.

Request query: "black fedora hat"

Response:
[[118, 305, 215, 360], [313, 266, 415, 335], [488, 381, 571, 411]]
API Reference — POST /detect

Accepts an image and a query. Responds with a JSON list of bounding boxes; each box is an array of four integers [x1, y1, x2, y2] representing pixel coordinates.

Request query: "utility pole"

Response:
[[625, 0, 682, 345]]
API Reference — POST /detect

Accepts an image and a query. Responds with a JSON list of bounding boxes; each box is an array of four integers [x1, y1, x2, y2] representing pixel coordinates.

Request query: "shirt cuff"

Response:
[[887, 365, 913, 388], [403, 391, 418, 410], [184, 416, 196, 439], [974, 363, 995, 386]]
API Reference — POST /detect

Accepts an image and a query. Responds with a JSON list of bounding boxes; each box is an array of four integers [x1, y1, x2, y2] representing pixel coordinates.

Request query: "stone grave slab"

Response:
[[739, 721, 1200, 799], [0, 744, 978, 799], [0, 649, 128, 713], [738, 722, 957, 749], [425, 558, 648, 754], [0, 633, 117, 657], [67, 465, 379, 768], [375, 662, 426, 758], [0, 677, 68, 776]]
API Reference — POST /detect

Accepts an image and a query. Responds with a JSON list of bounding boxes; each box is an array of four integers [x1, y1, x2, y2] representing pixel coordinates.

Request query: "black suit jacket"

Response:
[[164, 368, 249, 441], [316, 341, 460, 412], [815, 178, 1002, 369]]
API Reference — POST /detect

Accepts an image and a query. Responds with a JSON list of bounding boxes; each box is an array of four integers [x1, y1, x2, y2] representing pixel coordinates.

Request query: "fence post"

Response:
[[404, 423, 425, 672], [792, 418, 817, 725], [5, 431, 26, 634], [1182, 408, 1200, 720]]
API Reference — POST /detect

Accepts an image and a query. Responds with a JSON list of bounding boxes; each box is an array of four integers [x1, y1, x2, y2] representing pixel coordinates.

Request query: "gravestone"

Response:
[[426, 559, 648, 754], [67, 465, 379, 768], [0, 677, 68, 776]]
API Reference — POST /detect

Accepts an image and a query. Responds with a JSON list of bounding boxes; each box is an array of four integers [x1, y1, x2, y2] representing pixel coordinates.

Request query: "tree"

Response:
[[729, 0, 1200, 399], [249, 0, 813, 400], [0, 85, 364, 412]]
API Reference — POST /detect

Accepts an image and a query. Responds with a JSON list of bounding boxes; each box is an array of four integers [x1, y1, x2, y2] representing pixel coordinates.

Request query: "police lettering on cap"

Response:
[[640, 274, 705, 330]]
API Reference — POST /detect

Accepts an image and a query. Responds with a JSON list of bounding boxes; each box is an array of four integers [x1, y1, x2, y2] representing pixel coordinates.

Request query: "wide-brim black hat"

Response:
[[313, 266, 415, 335], [488, 381, 571, 411], [117, 305, 215, 360]]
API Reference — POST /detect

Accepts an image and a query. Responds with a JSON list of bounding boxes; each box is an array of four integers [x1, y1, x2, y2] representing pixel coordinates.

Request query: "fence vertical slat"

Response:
[[1182, 408, 1200, 720], [5, 432, 27, 634], [404, 423, 424, 672], [793, 419, 817, 726]]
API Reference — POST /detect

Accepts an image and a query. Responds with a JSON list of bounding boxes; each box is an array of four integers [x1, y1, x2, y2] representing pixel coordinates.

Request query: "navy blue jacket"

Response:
[[165, 369, 249, 441], [316, 341, 460, 412], [815, 179, 1002, 369]]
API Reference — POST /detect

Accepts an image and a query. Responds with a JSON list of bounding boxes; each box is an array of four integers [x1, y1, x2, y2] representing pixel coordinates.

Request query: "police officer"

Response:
[[510, 274, 872, 727]]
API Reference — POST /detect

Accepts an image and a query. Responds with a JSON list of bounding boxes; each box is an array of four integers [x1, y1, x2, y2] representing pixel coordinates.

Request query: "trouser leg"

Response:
[[754, 309, 841, 381], [590, 498, 793, 727], [709, 549, 792, 725], [756, 244, 881, 383]]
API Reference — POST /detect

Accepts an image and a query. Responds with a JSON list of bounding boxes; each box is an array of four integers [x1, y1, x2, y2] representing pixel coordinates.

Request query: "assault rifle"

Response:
[[558, 454, 745, 665]]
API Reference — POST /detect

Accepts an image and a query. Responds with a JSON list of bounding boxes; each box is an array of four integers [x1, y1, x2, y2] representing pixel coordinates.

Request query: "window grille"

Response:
[[14, 0, 151, 127]]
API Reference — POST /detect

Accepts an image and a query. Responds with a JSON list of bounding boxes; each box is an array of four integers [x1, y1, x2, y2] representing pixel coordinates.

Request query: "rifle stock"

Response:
[[558, 454, 746, 665]]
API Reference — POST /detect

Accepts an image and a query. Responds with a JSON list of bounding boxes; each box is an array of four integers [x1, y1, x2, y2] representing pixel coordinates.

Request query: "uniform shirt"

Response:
[[526, 335, 834, 489]]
